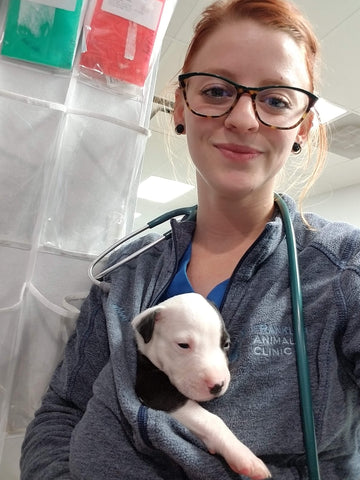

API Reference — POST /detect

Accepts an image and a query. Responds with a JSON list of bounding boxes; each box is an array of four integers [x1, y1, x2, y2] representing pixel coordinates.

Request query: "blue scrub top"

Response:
[[160, 243, 228, 308]]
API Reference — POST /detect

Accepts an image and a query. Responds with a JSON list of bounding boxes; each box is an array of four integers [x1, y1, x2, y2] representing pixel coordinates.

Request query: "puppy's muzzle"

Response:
[[209, 381, 225, 396]]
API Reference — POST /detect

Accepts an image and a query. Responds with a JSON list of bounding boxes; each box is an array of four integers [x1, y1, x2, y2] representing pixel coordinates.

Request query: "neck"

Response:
[[194, 192, 275, 249], [186, 192, 275, 297]]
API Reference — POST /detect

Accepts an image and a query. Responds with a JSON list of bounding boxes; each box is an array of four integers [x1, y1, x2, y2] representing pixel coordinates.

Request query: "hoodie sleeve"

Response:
[[68, 348, 245, 480], [67, 308, 255, 480], [341, 267, 360, 384], [20, 285, 110, 479]]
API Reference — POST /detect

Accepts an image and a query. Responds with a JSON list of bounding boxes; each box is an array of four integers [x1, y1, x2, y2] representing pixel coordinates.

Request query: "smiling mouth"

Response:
[[215, 143, 261, 160]]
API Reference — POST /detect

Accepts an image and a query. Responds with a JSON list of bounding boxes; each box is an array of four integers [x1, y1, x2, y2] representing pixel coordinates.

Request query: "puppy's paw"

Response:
[[224, 445, 271, 479], [229, 459, 271, 480], [212, 434, 271, 480]]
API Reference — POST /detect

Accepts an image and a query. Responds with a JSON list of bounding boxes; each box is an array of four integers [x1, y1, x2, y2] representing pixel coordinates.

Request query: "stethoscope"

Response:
[[88, 193, 321, 480]]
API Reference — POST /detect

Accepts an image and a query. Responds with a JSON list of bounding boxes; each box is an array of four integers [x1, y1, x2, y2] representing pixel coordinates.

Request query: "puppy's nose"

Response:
[[209, 381, 224, 396]]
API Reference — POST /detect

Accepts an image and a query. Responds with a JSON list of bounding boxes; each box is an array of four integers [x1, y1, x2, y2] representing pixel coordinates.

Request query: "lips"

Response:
[[214, 143, 261, 162]]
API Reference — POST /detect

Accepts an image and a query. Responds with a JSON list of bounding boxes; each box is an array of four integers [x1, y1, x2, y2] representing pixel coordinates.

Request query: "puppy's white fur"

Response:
[[133, 293, 230, 401], [132, 293, 271, 480]]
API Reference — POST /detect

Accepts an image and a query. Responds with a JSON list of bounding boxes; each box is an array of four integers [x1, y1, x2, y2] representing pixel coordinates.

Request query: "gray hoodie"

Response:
[[20, 195, 360, 479]]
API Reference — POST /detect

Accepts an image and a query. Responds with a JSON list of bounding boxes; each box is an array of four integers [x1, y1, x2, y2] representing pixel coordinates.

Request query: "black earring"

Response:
[[175, 124, 185, 135], [292, 142, 302, 154]]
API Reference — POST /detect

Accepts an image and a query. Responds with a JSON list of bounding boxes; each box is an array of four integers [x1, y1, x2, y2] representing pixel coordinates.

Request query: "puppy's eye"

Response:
[[223, 340, 231, 351], [178, 343, 190, 349]]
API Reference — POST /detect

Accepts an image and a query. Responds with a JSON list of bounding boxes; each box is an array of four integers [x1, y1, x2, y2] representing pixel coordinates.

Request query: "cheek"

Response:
[[267, 129, 298, 161], [184, 123, 208, 167], [185, 115, 218, 159], [258, 130, 298, 183]]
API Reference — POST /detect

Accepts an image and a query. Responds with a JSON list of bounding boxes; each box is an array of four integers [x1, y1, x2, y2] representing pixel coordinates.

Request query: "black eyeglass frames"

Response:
[[178, 72, 318, 130]]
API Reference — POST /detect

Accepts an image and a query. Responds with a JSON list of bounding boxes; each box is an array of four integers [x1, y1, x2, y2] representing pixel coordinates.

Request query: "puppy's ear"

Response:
[[206, 299, 220, 314], [135, 310, 158, 343]]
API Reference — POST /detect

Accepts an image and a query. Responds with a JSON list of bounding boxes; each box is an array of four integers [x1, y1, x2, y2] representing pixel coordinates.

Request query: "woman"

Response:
[[21, 0, 360, 479]]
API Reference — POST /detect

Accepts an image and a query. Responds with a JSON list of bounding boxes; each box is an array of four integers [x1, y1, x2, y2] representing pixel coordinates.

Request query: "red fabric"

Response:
[[80, 0, 164, 86]]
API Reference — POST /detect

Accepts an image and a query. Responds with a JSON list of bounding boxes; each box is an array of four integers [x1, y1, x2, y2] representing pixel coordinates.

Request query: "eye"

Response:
[[259, 89, 292, 111], [201, 83, 235, 102], [203, 86, 230, 97], [223, 340, 231, 352], [178, 343, 190, 349], [264, 95, 290, 109]]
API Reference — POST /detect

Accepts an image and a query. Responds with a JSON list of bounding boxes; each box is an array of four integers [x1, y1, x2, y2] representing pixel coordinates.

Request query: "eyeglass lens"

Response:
[[183, 75, 311, 129]]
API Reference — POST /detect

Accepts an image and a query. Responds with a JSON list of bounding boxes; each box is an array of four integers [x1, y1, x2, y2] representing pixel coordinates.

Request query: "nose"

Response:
[[209, 381, 225, 396], [224, 94, 260, 132]]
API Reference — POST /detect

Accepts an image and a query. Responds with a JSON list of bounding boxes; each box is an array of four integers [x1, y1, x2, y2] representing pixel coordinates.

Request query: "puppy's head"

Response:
[[132, 293, 230, 402]]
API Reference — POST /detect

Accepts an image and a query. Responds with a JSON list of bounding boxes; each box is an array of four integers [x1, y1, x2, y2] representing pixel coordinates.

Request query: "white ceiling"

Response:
[[135, 0, 360, 230]]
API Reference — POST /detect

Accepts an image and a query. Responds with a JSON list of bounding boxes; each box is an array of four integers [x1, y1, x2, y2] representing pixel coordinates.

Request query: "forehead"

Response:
[[188, 19, 310, 89], [159, 303, 222, 336]]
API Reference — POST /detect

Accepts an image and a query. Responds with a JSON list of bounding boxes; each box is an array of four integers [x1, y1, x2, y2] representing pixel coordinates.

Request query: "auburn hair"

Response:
[[183, 0, 319, 90]]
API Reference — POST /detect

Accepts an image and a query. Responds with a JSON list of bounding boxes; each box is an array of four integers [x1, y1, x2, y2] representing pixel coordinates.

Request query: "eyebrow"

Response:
[[198, 69, 302, 88]]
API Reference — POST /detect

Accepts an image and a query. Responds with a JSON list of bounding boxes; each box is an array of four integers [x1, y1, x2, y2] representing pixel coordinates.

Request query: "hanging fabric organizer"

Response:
[[0, 0, 178, 469]]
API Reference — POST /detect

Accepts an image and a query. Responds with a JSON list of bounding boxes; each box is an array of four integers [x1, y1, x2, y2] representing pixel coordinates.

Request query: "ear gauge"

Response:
[[292, 142, 302, 154], [175, 124, 185, 135]]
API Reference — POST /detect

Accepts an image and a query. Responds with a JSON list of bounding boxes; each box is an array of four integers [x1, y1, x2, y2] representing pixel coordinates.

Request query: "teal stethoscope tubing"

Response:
[[88, 194, 321, 479], [274, 193, 321, 480], [88, 205, 197, 286]]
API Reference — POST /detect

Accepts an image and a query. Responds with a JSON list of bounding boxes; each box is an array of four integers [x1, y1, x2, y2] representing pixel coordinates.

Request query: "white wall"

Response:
[[305, 184, 360, 227]]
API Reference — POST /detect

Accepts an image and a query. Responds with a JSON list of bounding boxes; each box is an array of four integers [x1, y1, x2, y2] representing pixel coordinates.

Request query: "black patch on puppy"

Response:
[[206, 301, 231, 354], [135, 310, 157, 343], [135, 352, 188, 412], [221, 326, 231, 353]]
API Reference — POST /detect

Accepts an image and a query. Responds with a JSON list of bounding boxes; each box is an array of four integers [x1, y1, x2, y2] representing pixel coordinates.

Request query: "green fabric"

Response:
[[1, 0, 83, 69]]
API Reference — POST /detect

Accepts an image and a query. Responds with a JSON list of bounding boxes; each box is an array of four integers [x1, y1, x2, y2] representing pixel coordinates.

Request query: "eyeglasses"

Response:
[[178, 72, 318, 130]]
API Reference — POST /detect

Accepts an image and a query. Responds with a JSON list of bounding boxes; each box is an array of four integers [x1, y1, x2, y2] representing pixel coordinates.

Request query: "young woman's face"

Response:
[[174, 19, 312, 203]]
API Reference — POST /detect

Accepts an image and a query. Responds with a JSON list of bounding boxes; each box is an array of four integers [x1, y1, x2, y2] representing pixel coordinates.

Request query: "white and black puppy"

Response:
[[132, 293, 271, 480]]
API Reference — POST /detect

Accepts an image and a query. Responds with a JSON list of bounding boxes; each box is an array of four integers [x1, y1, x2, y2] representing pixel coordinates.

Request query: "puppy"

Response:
[[132, 293, 271, 480]]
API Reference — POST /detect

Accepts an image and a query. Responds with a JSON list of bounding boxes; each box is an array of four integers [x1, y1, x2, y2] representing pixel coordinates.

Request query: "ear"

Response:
[[174, 88, 185, 128], [135, 310, 158, 344], [206, 298, 221, 315], [296, 111, 314, 144]]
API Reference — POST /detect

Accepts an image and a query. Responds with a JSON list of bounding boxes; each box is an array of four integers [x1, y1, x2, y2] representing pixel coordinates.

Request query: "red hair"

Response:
[[182, 0, 320, 92]]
